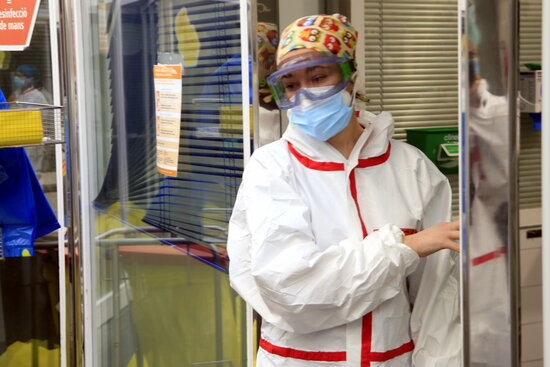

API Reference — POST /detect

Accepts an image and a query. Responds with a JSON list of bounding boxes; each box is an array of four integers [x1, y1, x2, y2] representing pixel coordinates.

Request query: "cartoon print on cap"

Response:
[[319, 16, 339, 32], [323, 34, 341, 55], [297, 16, 317, 27], [276, 13, 358, 65], [336, 14, 351, 25], [257, 22, 279, 73], [260, 49, 276, 71], [300, 28, 321, 43], [267, 29, 278, 47], [279, 29, 296, 49], [343, 31, 356, 49]]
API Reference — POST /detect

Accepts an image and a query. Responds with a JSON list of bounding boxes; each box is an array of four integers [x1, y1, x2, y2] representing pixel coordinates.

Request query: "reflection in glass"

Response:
[[81, 0, 248, 366], [462, 0, 519, 365], [255, 21, 282, 147], [92, 0, 245, 269]]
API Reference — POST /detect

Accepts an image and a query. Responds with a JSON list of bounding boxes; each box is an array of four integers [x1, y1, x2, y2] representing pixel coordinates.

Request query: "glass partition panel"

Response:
[[89, 0, 245, 268], [77, 0, 248, 365]]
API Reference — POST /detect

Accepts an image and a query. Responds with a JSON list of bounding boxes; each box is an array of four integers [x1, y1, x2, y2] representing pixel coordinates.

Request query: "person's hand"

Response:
[[403, 221, 460, 257]]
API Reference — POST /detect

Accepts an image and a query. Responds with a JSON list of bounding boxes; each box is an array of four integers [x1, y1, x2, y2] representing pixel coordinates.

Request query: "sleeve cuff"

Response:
[[376, 223, 420, 273]]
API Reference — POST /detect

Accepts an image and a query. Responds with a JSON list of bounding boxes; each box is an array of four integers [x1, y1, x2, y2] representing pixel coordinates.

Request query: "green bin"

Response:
[[405, 127, 459, 174]]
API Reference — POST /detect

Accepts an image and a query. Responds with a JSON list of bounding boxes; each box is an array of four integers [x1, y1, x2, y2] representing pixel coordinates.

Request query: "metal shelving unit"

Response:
[[0, 102, 64, 148]]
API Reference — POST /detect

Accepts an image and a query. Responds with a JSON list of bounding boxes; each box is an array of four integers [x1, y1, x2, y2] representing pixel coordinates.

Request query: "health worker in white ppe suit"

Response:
[[227, 13, 461, 367]]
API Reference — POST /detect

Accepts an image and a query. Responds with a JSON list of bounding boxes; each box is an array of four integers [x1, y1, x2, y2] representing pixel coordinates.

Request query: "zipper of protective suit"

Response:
[[347, 164, 415, 366], [348, 166, 374, 366]]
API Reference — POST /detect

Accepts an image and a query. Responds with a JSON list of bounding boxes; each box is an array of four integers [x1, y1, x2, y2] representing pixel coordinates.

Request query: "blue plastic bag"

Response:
[[0, 87, 59, 257], [0, 148, 60, 257]]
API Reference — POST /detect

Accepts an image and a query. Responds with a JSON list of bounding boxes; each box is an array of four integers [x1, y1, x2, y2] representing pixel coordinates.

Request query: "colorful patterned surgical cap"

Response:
[[276, 13, 358, 65], [257, 22, 279, 74]]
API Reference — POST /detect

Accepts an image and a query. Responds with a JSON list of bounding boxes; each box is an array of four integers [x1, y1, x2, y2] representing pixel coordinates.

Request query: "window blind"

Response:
[[142, 0, 244, 264], [518, 0, 542, 209]]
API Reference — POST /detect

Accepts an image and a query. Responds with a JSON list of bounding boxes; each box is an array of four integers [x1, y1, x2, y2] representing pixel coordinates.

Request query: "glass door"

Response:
[[65, 0, 250, 366]]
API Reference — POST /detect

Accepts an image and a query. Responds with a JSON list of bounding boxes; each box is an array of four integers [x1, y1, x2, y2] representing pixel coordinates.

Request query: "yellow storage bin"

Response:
[[0, 110, 43, 147]]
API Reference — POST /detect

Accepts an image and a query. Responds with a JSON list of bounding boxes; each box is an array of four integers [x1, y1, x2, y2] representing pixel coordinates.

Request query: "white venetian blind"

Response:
[[363, 0, 459, 215], [518, 0, 542, 209]]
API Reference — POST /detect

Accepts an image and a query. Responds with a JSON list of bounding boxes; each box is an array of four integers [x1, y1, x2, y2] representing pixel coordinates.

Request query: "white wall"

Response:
[[278, 0, 321, 31], [520, 208, 544, 367]]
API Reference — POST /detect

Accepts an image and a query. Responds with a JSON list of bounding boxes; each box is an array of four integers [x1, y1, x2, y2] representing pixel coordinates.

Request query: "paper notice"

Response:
[[154, 64, 182, 176]]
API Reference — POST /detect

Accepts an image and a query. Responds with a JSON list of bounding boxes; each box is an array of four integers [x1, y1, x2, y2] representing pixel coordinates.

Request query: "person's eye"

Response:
[[284, 82, 298, 91], [312, 75, 327, 83]]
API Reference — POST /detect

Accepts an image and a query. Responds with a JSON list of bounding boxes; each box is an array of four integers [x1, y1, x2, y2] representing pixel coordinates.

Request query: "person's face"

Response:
[[279, 50, 343, 99], [12, 71, 28, 91], [280, 63, 342, 99]]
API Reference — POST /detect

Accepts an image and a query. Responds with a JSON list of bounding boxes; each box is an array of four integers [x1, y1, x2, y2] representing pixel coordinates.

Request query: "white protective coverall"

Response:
[[227, 110, 460, 367]]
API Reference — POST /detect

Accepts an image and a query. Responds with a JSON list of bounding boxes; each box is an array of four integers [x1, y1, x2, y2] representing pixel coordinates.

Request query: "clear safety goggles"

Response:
[[267, 55, 354, 110]]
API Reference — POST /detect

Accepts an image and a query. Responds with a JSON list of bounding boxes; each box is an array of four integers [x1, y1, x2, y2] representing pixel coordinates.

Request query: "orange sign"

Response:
[[0, 0, 41, 51]]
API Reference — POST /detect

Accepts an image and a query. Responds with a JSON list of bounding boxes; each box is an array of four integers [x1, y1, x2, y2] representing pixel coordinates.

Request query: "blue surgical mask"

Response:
[[13, 76, 26, 90], [287, 87, 354, 141]]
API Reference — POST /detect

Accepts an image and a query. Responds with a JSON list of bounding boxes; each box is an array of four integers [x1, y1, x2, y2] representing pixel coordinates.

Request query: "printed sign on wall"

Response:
[[154, 64, 182, 177], [0, 0, 41, 51]]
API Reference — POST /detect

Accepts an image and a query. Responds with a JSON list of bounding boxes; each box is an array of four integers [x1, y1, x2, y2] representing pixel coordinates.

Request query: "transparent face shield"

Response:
[[267, 54, 354, 110]]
